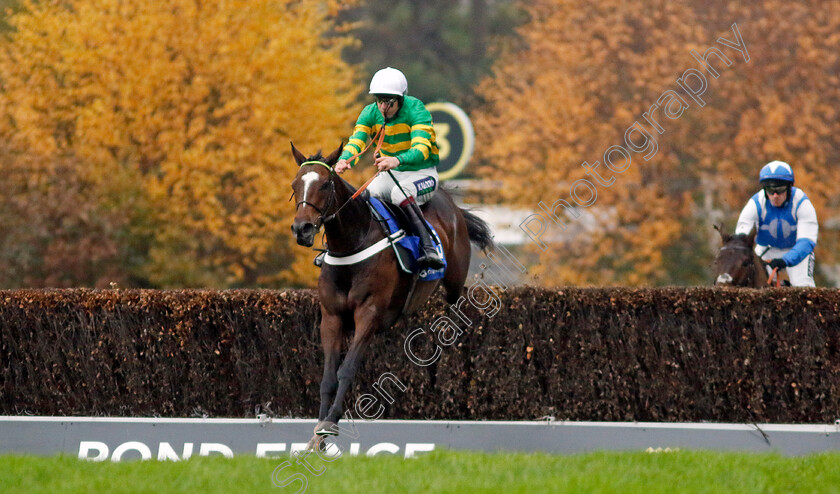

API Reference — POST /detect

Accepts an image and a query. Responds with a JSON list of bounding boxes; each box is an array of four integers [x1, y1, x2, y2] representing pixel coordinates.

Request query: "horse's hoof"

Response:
[[305, 435, 325, 452], [314, 420, 338, 436]]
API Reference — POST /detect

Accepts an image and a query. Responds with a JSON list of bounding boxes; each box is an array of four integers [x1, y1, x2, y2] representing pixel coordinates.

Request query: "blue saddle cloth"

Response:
[[368, 197, 446, 281]]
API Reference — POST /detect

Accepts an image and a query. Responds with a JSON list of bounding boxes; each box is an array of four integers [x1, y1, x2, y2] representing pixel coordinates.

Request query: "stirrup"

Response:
[[417, 252, 445, 270]]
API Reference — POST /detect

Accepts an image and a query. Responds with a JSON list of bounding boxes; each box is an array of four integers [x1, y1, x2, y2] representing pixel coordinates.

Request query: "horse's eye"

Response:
[[742, 259, 752, 267], [319, 182, 330, 191]]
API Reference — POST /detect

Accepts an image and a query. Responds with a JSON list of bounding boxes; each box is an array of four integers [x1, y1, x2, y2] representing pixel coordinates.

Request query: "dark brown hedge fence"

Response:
[[1, 287, 839, 423]]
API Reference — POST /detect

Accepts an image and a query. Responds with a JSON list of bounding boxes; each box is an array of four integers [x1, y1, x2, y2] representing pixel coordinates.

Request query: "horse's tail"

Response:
[[460, 208, 495, 252]]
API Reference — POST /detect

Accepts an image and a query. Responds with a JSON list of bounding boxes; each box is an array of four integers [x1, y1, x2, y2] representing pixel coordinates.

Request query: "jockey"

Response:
[[334, 67, 444, 270], [735, 160, 818, 286]]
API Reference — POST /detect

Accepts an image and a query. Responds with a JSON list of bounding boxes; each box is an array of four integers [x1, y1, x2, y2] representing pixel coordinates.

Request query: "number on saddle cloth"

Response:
[[368, 197, 446, 280]]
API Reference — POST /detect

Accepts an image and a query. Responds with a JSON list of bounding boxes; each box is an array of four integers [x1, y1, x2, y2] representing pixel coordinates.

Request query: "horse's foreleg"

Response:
[[318, 313, 342, 422], [323, 308, 379, 425]]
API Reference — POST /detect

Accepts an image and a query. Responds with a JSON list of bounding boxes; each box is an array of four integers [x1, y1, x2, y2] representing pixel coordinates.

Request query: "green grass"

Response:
[[2, 449, 840, 493]]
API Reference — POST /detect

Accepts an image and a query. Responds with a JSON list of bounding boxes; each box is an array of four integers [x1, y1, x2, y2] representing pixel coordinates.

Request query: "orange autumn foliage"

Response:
[[0, 0, 361, 287], [474, 0, 840, 286]]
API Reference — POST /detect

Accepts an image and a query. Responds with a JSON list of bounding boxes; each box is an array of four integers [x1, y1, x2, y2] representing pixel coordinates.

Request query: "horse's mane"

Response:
[[339, 175, 358, 195]]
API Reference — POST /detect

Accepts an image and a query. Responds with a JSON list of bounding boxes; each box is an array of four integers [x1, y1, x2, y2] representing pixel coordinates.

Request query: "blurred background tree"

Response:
[[1, 0, 839, 288], [338, 0, 526, 108], [0, 0, 18, 32], [472, 0, 840, 286], [692, 0, 840, 287], [0, 0, 361, 288], [473, 0, 708, 285], [0, 142, 132, 287]]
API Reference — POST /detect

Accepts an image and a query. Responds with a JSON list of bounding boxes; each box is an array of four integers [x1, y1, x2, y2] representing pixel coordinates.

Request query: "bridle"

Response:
[[718, 245, 753, 252], [292, 161, 337, 229], [291, 124, 388, 241], [717, 243, 756, 286], [290, 159, 377, 256], [291, 126, 387, 227]]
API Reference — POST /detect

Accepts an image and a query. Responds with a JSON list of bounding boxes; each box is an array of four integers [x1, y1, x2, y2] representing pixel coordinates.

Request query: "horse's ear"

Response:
[[747, 224, 757, 246], [714, 223, 730, 243], [324, 141, 344, 166], [290, 141, 307, 166]]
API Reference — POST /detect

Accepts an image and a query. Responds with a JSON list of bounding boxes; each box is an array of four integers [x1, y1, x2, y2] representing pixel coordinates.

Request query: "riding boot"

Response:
[[400, 198, 445, 271]]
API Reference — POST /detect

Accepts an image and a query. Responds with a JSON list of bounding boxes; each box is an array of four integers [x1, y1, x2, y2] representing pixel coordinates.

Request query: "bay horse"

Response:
[[713, 224, 780, 287], [289, 142, 494, 449]]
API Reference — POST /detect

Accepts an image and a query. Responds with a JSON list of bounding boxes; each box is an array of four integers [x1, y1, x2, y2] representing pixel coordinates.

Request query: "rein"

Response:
[[349, 126, 387, 200], [719, 244, 783, 287], [343, 125, 386, 170], [321, 125, 387, 221], [291, 126, 387, 250], [767, 267, 782, 287]]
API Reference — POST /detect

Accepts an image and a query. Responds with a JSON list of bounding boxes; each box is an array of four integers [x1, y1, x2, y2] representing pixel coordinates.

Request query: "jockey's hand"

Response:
[[334, 159, 351, 174], [768, 258, 787, 270], [374, 156, 400, 172]]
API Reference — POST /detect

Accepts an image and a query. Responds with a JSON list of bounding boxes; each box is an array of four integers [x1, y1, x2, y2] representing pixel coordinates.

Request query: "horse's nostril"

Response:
[[292, 222, 316, 238]]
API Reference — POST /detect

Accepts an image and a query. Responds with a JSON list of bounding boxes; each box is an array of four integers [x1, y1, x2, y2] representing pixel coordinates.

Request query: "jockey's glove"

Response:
[[768, 258, 787, 270]]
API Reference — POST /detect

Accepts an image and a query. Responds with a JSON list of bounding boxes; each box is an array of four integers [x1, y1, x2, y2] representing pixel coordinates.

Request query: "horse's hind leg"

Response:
[[442, 234, 471, 304]]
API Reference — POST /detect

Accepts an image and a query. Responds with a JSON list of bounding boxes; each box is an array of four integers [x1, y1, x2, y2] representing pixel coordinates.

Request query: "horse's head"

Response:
[[713, 224, 757, 286], [289, 142, 343, 247]]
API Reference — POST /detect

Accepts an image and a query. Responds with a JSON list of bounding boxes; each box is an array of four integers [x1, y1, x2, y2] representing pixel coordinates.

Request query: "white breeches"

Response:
[[367, 169, 439, 206]]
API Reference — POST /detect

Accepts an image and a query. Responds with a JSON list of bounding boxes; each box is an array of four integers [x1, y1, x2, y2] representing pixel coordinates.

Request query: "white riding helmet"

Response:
[[369, 67, 407, 96], [759, 160, 794, 185]]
